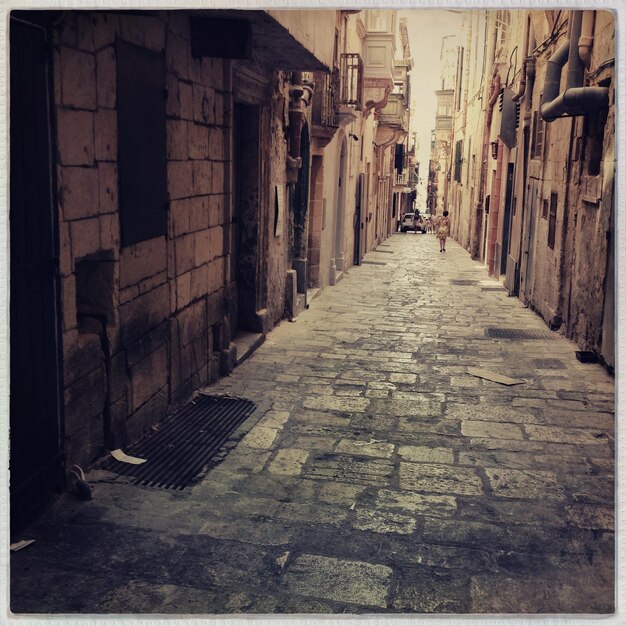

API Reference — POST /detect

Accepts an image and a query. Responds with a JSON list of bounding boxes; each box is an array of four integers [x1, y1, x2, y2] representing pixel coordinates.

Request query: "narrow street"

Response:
[[11, 233, 615, 614]]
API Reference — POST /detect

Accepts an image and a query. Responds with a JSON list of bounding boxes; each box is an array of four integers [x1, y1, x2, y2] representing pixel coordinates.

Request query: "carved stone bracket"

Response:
[[364, 83, 392, 119]]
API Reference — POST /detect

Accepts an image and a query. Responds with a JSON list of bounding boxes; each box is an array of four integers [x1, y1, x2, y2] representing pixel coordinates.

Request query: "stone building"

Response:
[[439, 9, 615, 370], [427, 33, 457, 218], [10, 8, 407, 530]]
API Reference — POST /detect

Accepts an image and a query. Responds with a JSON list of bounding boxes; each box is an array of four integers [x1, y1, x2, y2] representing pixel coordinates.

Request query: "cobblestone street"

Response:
[[11, 233, 615, 615]]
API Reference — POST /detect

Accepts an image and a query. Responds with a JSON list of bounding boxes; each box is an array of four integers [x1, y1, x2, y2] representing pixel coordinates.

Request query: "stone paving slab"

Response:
[[10, 234, 615, 615]]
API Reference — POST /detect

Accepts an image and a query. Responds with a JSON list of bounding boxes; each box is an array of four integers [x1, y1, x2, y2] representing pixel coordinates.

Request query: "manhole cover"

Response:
[[532, 358, 565, 369], [105, 395, 256, 489], [362, 260, 387, 266], [450, 279, 479, 286], [485, 328, 555, 340], [481, 286, 508, 292]]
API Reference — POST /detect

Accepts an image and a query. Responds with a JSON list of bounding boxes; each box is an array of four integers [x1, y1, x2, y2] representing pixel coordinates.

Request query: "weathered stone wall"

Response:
[[447, 9, 614, 360], [522, 10, 615, 348], [561, 10, 615, 353], [54, 11, 231, 467]]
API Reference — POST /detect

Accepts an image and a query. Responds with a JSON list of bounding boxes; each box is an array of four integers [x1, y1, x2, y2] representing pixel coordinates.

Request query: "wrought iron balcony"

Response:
[[395, 172, 408, 186], [340, 53, 363, 109], [312, 68, 339, 128]]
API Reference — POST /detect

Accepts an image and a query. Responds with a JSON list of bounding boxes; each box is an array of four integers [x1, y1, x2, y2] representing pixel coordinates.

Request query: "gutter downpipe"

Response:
[[541, 10, 609, 122], [579, 11, 595, 68]]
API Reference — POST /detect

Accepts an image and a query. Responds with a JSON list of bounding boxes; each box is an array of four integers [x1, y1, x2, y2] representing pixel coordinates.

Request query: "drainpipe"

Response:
[[541, 10, 609, 122], [579, 10, 595, 68]]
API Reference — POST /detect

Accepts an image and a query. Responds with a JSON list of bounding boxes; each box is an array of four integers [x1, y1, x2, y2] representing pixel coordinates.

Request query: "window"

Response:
[[582, 105, 608, 177], [495, 10, 510, 47], [547, 192, 557, 249], [117, 40, 168, 246], [454, 139, 463, 183]]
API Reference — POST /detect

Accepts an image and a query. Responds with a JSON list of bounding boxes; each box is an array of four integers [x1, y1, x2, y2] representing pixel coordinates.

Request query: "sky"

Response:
[[399, 9, 464, 205]]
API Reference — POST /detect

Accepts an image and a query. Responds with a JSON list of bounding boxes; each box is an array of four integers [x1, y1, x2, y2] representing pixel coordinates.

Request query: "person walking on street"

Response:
[[413, 210, 421, 234], [431, 212, 440, 234], [437, 210, 450, 252]]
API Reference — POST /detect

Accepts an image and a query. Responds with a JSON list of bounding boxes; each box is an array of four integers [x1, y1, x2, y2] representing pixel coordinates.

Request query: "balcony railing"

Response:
[[312, 68, 339, 128], [340, 53, 363, 109], [395, 172, 408, 186]]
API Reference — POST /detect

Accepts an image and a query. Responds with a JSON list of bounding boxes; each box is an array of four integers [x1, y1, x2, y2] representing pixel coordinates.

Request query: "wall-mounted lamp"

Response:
[[490, 141, 498, 160], [349, 133, 359, 142]]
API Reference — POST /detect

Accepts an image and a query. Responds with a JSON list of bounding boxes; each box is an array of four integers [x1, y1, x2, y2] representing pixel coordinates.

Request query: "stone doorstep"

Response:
[[307, 288, 321, 303], [233, 332, 265, 367]]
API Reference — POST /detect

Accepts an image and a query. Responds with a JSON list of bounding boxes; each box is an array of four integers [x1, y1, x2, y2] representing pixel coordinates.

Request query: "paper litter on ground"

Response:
[[111, 449, 147, 465], [11, 540, 35, 552], [466, 367, 526, 386]]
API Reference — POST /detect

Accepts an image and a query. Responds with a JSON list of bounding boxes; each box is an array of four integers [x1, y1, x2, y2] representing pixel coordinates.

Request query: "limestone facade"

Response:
[[10, 7, 410, 501], [433, 9, 615, 369]]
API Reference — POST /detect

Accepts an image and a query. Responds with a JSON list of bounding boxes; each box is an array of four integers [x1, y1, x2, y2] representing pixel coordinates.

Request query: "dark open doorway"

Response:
[[10, 16, 64, 533], [232, 103, 261, 333]]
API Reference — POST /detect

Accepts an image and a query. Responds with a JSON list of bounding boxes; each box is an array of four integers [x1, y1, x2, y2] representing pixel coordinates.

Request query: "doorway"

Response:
[[499, 163, 515, 277], [232, 103, 261, 333], [353, 173, 365, 264], [333, 138, 348, 274], [10, 16, 64, 532], [520, 177, 539, 303]]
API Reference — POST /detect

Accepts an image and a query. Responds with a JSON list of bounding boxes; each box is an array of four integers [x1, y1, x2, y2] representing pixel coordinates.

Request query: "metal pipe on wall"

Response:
[[541, 10, 608, 122]]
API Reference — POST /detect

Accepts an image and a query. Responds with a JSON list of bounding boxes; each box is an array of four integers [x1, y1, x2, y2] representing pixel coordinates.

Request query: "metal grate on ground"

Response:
[[485, 327, 556, 340], [481, 286, 508, 292], [105, 395, 256, 489], [532, 358, 566, 369], [450, 279, 479, 286], [362, 260, 387, 266]]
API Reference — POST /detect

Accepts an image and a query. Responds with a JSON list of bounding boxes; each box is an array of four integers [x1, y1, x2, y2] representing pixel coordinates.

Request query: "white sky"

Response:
[[400, 9, 463, 204]]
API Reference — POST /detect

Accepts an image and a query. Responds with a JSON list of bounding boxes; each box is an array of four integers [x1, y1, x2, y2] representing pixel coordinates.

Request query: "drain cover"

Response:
[[485, 328, 555, 340], [451, 279, 479, 286], [532, 358, 565, 369], [106, 395, 256, 489], [481, 286, 508, 292], [362, 260, 387, 266]]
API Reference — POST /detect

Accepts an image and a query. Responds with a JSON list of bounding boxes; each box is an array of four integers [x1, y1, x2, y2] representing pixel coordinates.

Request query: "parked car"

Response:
[[400, 212, 426, 233]]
